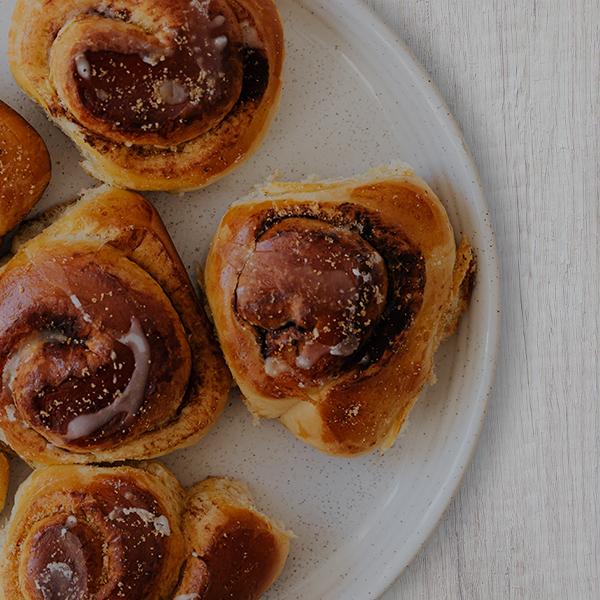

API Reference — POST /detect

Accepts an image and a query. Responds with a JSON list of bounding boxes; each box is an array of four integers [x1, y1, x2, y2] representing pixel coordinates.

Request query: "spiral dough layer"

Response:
[[0, 186, 230, 465], [9, 0, 284, 191]]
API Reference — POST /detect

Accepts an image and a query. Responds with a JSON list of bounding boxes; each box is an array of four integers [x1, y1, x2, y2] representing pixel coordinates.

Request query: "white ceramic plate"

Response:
[[0, 1, 499, 598]]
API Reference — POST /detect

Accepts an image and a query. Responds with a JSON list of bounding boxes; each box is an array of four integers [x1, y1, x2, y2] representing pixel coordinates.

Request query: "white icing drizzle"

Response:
[[214, 35, 228, 51], [175, 595, 200, 600], [295, 341, 333, 370], [295, 354, 314, 371], [75, 54, 91, 80], [65, 515, 78, 528], [154, 515, 171, 536], [35, 562, 77, 600], [69, 294, 93, 324], [5, 405, 16, 422], [142, 54, 160, 66], [330, 336, 360, 357], [264, 357, 291, 378], [3, 332, 68, 391], [351, 267, 372, 283], [60, 515, 77, 538], [65, 318, 150, 441], [108, 507, 171, 536], [158, 80, 189, 105], [273, 336, 362, 373]]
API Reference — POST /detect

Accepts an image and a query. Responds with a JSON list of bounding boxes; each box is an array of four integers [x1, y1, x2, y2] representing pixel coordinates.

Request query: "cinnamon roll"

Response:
[[1, 463, 290, 600], [9, 0, 284, 192], [0, 101, 51, 237], [0, 186, 230, 465], [204, 165, 476, 456]]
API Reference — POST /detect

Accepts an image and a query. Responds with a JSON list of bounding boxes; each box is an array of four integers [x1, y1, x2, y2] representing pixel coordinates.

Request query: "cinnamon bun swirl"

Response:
[[1, 463, 290, 600], [0, 186, 230, 465], [9, 0, 284, 192], [204, 165, 476, 456]]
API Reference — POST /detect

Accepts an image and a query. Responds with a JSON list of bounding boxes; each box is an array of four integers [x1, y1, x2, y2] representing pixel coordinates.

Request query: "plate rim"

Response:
[[325, 0, 501, 597]]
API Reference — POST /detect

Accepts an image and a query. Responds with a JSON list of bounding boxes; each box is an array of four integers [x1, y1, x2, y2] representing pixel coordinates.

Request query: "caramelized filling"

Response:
[[26, 478, 170, 600], [236, 209, 427, 382], [27, 340, 136, 444], [200, 510, 278, 600], [72, 0, 269, 139], [27, 521, 101, 600], [239, 47, 270, 103], [75, 38, 240, 137], [236, 218, 389, 379], [0, 252, 190, 448]]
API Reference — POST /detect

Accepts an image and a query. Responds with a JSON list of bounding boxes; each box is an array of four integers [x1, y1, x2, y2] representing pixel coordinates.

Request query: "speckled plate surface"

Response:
[[0, 1, 499, 598]]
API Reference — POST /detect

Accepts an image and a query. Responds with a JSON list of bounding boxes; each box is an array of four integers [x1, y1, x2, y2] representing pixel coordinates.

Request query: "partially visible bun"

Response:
[[1, 463, 187, 599], [0, 101, 51, 236], [175, 477, 291, 600]]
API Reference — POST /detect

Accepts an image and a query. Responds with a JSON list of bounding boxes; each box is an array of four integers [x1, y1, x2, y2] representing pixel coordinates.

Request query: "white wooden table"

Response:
[[367, 1, 600, 598]]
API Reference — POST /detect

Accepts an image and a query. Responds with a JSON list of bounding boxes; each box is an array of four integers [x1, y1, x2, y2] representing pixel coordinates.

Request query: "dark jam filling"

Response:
[[74, 28, 270, 138], [239, 47, 270, 103], [75, 46, 270, 136], [27, 480, 167, 600], [75, 47, 236, 136], [32, 341, 137, 446], [246, 209, 427, 374], [201, 514, 278, 600], [28, 522, 101, 600], [236, 219, 389, 378], [73, 3, 243, 137]]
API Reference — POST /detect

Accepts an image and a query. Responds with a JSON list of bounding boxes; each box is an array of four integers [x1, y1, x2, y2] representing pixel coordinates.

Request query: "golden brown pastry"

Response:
[[204, 165, 476, 456], [0, 451, 8, 513], [175, 477, 291, 599], [1, 463, 290, 599], [0, 100, 51, 236], [0, 186, 230, 465], [8, 0, 284, 192]]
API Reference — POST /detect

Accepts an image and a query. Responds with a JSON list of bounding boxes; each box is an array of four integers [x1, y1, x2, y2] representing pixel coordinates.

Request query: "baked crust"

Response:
[[0, 186, 230, 464], [175, 477, 291, 599], [0, 101, 51, 236], [1, 464, 290, 599], [205, 165, 476, 456], [8, 0, 284, 192]]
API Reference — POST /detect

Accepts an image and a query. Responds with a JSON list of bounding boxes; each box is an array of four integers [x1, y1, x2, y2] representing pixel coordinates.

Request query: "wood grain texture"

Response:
[[363, 1, 600, 598]]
